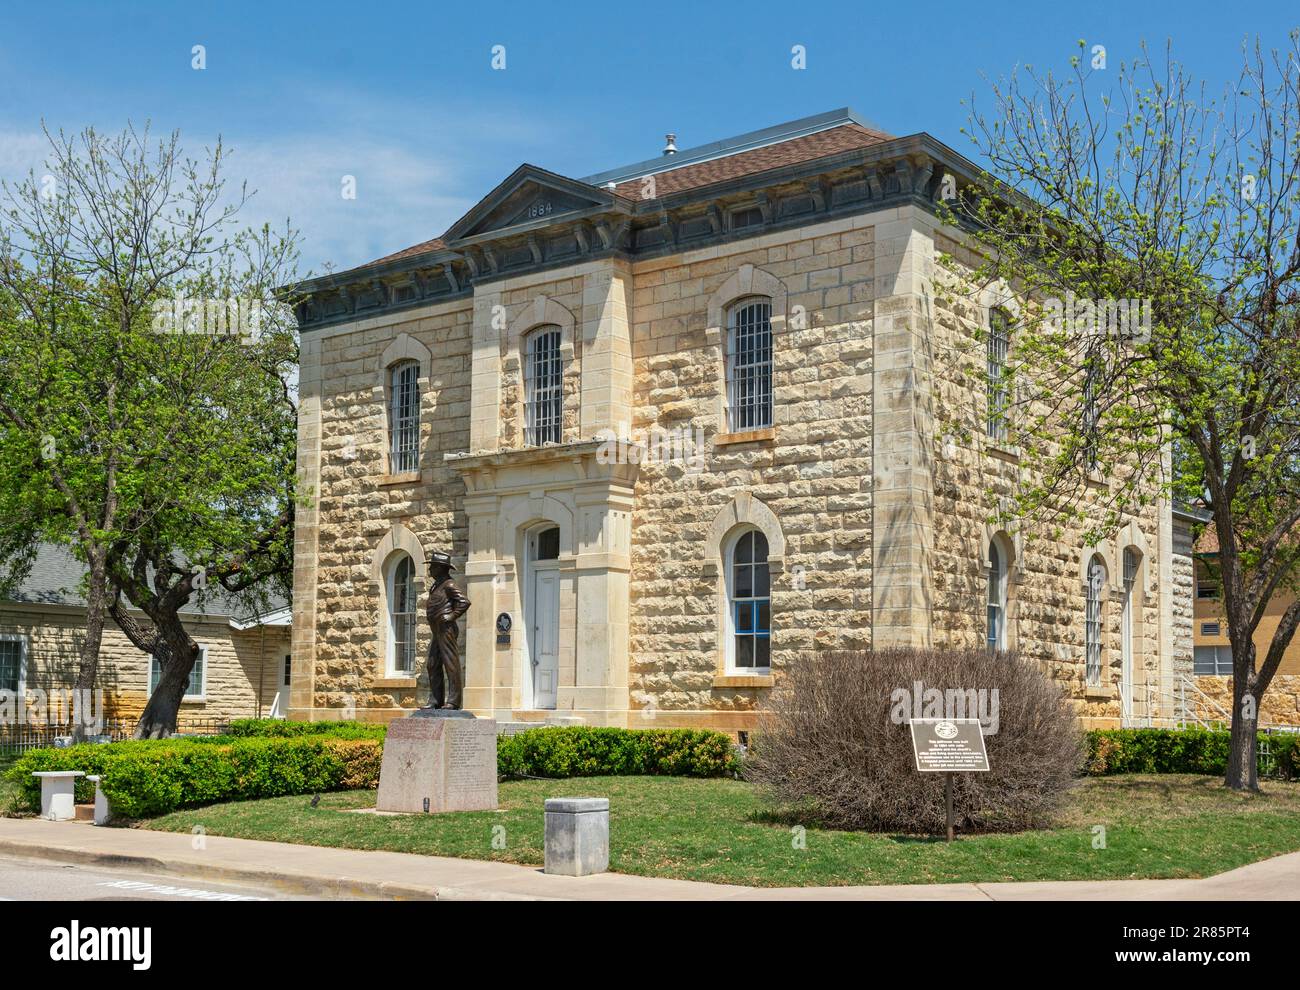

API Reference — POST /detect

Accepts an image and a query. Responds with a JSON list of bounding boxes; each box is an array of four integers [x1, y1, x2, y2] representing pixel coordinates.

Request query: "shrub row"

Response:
[[6, 736, 381, 817], [224, 718, 388, 741], [497, 726, 737, 778], [1084, 728, 1300, 779]]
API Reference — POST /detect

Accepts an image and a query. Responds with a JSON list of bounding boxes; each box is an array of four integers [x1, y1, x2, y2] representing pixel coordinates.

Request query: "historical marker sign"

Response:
[[908, 718, 990, 773], [495, 612, 512, 646]]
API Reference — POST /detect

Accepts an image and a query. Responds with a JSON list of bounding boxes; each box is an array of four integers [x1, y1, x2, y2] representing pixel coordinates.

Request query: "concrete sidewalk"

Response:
[[0, 817, 1296, 900]]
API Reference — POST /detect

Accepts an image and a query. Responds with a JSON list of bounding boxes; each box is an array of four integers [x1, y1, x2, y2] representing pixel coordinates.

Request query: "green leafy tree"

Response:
[[0, 124, 302, 738], [946, 35, 1300, 789]]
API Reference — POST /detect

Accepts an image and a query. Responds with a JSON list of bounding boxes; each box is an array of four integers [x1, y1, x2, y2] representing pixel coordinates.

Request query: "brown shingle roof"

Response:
[[611, 122, 891, 198], [340, 120, 892, 276]]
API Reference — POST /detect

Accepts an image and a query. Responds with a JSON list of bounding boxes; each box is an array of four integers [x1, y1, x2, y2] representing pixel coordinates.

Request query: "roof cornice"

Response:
[[292, 130, 986, 334]]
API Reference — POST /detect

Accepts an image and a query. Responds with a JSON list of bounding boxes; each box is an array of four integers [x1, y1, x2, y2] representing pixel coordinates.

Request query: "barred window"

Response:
[[986, 307, 1010, 440], [1085, 555, 1106, 685], [388, 554, 417, 674], [1081, 357, 1100, 470], [525, 326, 564, 446], [727, 298, 773, 432], [730, 529, 771, 670], [389, 360, 420, 473]]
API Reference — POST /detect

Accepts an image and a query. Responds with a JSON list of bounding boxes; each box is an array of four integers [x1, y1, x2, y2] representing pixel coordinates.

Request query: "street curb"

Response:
[[0, 836, 549, 901]]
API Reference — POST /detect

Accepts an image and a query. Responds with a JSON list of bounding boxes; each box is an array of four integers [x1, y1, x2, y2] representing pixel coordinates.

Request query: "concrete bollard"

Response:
[[32, 771, 85, 821], [544, 797, 609, 876], [86, 774, 111, 826]]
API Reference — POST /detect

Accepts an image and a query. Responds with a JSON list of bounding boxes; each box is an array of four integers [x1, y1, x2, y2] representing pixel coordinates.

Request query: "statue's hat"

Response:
[[427, 551, 455, 573]]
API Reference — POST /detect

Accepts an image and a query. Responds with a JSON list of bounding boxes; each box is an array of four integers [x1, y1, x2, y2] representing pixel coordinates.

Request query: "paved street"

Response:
[[0, 853, 320, 901], [1, 818, 1297, 900]]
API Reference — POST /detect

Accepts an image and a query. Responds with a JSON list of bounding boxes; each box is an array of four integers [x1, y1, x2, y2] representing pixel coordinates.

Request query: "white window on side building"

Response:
[[0, 634, 27, 697], [149, 645, 208, 701]]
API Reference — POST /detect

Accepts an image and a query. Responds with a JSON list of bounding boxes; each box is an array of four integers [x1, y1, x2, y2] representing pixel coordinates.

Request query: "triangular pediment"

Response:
[[444, 165, 628, 244]]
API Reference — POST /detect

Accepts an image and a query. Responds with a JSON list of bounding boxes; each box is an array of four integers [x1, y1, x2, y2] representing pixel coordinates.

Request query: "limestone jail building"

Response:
[[290, 107, 1196, 733]]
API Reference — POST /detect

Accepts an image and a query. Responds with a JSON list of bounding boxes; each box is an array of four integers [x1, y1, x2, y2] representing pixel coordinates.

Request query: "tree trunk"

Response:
[[1225, 676, 1259, 791], [72, 555, 109, 743], [132, 626, 200, 739]]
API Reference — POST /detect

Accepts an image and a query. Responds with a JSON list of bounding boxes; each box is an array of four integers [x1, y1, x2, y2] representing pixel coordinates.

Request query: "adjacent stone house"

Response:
[[291, 108, 1191, 732], [1187, 519, 1300, 727], [0, 544, 292, 728]]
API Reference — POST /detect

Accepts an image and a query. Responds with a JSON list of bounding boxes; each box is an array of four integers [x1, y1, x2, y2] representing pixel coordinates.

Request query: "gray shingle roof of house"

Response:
[[3, 544, 289, 625]]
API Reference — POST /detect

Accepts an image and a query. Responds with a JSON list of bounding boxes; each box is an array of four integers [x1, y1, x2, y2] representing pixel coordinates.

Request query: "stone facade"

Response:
[[292, 109, 1194, 733]]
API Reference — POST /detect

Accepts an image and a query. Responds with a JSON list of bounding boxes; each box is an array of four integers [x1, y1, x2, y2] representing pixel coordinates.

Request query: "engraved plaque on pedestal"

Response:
[[376, 715, 498, 813]]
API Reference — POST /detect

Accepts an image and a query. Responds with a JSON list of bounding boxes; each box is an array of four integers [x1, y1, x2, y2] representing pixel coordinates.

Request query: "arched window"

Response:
[[1120, 547, 1139, 717], [726, 298, 773, 431], [1085, 554, 1106, 685], [986, 307, 1010, 440], [389, 360, 420, 473], [987, 541, 1006, 652], [729, 528, 771, 670], [1081, 355, 1100, 470], [525, 326, 564, 445], [387, 554, 417, 674]]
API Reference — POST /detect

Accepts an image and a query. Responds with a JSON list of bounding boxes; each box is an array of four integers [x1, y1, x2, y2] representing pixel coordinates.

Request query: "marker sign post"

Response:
[[908, 718, 989, 842]]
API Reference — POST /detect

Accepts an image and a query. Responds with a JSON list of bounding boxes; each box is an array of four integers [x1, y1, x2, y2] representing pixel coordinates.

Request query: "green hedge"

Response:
[[224, 718, 387, 741], [497, 726, 738, 778], [5, 736, 381, 817], [1085, 728, 1300, 779]]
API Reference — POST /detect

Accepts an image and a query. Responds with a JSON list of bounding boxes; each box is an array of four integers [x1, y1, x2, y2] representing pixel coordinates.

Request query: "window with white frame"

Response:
[[149, 645, 207, 700], [387, 553, 418, 674], [986, 307, 1010, 441], [729, 529, 771, 670], [389, 360, 420, 473], [1194, 645, 1233, 676], [0, 634, 26, 695], [525, 326, 564, 445], [726, 298, 773, 432], [987, 541, 1006, 652], [1085, 555, 1106, 685]]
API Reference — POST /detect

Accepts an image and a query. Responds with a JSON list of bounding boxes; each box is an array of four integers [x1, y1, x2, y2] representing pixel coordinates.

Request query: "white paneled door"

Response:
[[531, 566, 560, 709]]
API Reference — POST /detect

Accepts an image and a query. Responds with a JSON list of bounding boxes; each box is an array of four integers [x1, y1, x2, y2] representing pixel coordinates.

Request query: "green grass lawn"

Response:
[[138, 774, 1300, 887]]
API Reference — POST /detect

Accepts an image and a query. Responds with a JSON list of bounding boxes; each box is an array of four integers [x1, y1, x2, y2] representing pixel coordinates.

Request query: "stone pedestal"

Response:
[[33, 771, 84, 821], [376, 711, 498, 813], [544, 797, 610, 876]]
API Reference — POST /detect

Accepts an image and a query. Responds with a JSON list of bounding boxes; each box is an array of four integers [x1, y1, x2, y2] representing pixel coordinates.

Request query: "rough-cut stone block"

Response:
[[544, 797, 610, 876], [377, 714, 498, 813]]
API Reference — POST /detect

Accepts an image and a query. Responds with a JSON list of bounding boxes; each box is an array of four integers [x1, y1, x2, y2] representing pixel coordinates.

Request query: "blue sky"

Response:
[[1, 0, 1294, 274]]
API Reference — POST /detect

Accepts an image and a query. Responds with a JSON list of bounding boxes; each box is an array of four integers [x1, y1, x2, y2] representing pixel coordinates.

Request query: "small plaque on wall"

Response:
[[495, 612, 512, 646]]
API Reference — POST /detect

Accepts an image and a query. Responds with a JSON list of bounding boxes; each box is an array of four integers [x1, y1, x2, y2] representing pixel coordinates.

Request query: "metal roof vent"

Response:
[[663, 133, 678, 156]]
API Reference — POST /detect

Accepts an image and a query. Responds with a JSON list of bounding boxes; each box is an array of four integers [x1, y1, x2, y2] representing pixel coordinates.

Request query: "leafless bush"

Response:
[[746, 648, 1084, 833]]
